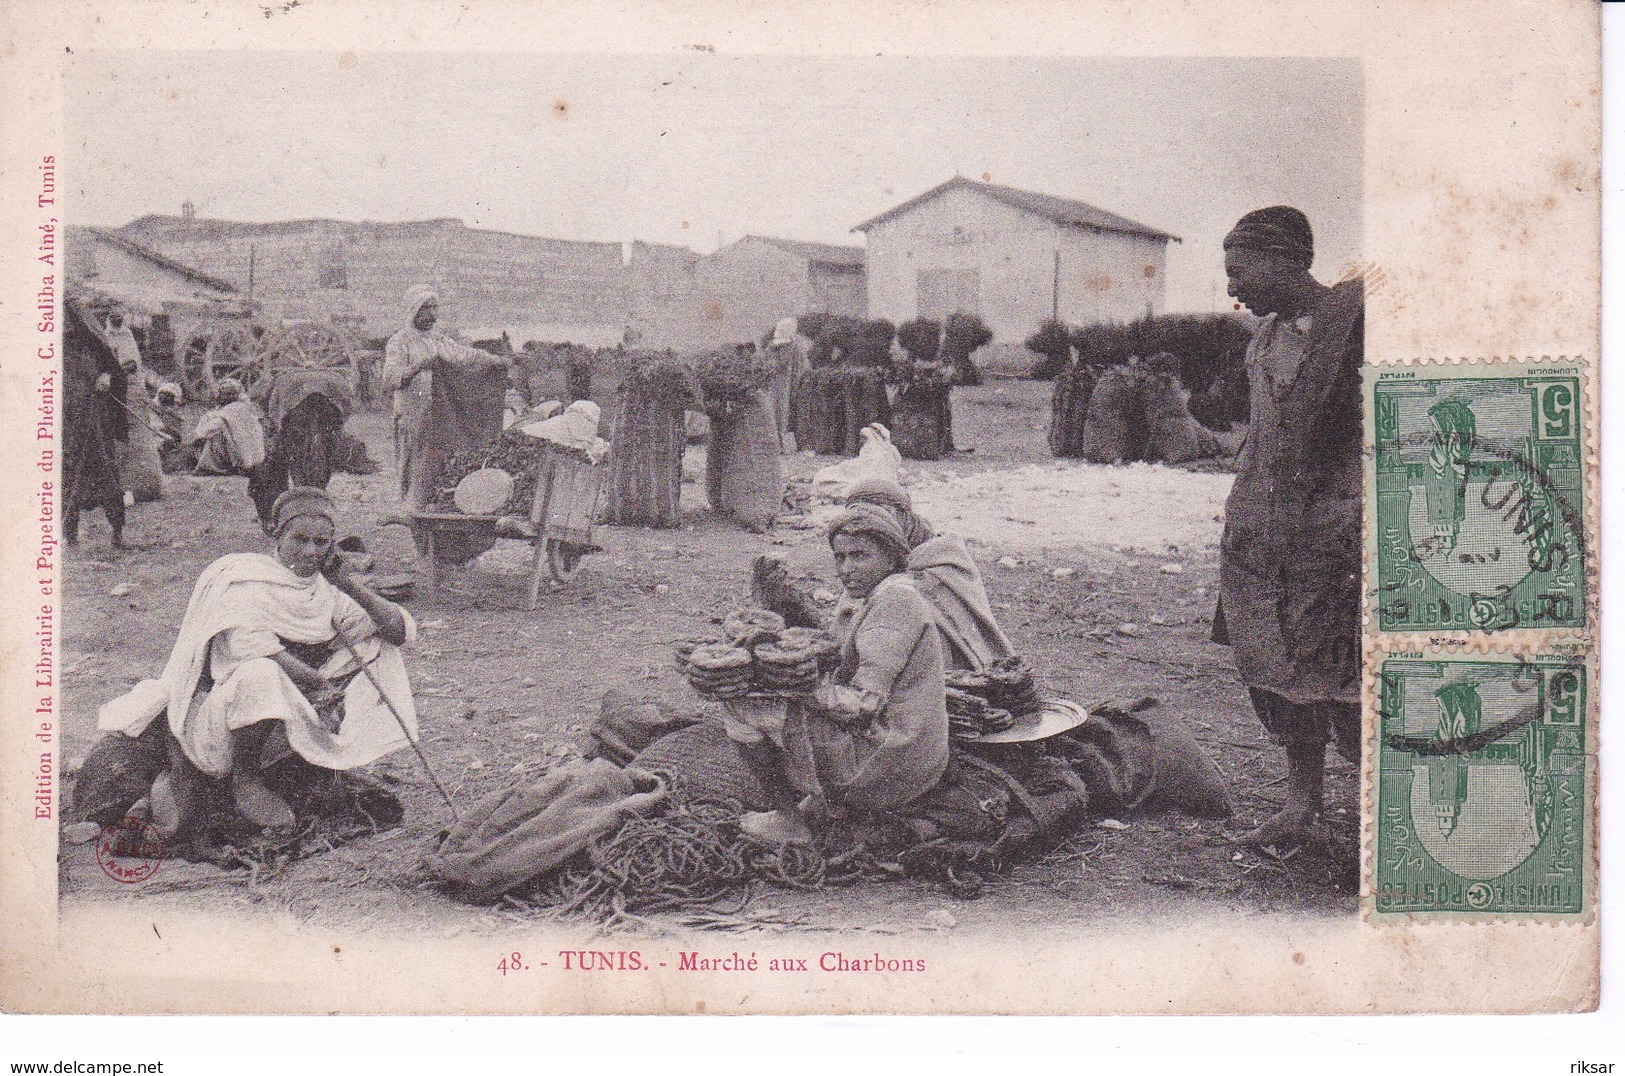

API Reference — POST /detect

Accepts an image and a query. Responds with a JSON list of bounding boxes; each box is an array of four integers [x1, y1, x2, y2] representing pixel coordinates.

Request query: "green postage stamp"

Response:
[[1368, 363, 1588, 635], [1371, 651, 1590, 918]]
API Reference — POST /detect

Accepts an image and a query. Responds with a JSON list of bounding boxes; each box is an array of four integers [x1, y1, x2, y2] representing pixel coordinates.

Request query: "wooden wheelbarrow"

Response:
[[393, 446, 606, 610]]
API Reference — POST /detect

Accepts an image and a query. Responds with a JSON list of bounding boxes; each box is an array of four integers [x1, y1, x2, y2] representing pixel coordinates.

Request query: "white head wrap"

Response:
[[402, 286, 439, 329], [564, 399, 601, 427]]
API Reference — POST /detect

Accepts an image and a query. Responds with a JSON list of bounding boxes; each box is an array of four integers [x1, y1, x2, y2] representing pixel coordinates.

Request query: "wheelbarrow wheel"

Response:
[[547, 538, 587, 582]]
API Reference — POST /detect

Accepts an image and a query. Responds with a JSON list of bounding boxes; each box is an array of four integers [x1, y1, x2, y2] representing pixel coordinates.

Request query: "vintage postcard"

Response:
[[0, 0, 1602, 1016]]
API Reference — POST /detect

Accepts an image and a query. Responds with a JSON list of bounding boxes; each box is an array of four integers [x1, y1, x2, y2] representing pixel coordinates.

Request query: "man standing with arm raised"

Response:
[[382, 287, 512, 512], [1214, 206, 1365, 849]]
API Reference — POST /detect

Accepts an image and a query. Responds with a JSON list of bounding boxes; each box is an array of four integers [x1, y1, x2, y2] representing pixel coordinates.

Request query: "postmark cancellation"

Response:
[[1365, 358, 1592, 644]]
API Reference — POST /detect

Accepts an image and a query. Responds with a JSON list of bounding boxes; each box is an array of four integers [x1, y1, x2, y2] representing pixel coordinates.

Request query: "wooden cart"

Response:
[[179, 319, 358, 402], [408, 446, 605, 610]]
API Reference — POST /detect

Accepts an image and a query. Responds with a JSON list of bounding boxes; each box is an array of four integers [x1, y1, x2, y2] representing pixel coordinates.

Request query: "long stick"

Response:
[[105, 389, 170, 439], [331, 620, 462, 821]]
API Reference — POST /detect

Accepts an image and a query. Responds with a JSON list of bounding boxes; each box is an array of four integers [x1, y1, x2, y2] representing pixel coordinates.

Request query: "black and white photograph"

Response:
[[55, 49, 1367, 925]]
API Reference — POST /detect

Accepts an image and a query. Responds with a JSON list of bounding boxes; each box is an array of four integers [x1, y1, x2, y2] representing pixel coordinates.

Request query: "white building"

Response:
[[854, 176, 1180, 344]]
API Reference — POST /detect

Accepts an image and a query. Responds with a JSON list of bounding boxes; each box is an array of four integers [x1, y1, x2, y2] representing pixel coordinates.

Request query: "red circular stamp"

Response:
[[95, 816, 165, 884]]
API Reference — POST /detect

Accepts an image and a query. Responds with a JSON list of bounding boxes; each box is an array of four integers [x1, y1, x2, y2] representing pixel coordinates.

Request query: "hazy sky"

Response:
[[67, 52, 1361, 313]]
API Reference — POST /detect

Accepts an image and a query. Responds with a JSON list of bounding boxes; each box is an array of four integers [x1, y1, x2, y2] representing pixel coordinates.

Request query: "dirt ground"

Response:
[[59, 376, 1358, 938]]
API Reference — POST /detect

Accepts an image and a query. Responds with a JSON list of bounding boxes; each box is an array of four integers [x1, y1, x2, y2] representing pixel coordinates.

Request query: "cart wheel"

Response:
[[547, 538, 586, 582]]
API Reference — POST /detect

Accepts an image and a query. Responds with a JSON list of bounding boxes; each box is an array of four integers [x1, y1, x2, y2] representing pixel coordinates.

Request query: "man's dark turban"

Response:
[[1223, 206, 1314, 269]]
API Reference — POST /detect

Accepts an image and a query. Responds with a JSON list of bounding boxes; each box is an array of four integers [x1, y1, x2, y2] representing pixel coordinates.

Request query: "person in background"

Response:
[[1213, 205, 1364, 849], [152, 383, 194, 473], [730, 505, 949, 846], [99, 306, 163, 508], [64, 298, 129, 548], [382, 288, 512, 510], [152, 382, 186, 442], [102, 307, 144, 378], [191, 378, 268, 476]]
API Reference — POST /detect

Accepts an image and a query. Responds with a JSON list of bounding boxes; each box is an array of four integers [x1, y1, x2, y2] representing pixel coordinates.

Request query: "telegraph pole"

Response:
[[1052, 250, 1061, 321]]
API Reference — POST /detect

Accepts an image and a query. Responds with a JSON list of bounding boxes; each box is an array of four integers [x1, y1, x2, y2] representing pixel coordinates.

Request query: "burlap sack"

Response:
[[67, 724, 170, 828], [840, 369, 892, 455], [1078, 365, 1147, 464], [1047, 365, 1098, 458], [1142, 372, 1222, 464], [603, 362, 695, 528], [706, 389, 782, 532], [1067, 700, 1233, 818], [630, 721, 771, 811], [891, 382, 950, 461], [790, 369, 831, 453], [425, 758, 667, 902], [1143, 712, 1234, 817], [578, 689, 703, 765]]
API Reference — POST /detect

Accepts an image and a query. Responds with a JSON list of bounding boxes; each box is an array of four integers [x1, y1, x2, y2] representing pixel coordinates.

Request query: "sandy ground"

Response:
[[57, 377, 1357, 939], [909, 462, 1231, 556]]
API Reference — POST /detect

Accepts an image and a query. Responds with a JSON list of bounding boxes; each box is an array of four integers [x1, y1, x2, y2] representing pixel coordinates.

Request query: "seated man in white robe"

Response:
[[99, 487, 419, 833], [190, 377, 268, 476]]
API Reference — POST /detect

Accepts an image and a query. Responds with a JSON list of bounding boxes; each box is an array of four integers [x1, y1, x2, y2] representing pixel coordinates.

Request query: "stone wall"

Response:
[[118, 215, 704, 347], [117, 215, 873, 353]]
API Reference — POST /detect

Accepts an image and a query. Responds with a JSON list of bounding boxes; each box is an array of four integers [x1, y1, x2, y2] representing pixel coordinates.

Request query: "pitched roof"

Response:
[[72, 226, 241, 293], [852, 176, 1181, 243], [744, 234, 866, 269]]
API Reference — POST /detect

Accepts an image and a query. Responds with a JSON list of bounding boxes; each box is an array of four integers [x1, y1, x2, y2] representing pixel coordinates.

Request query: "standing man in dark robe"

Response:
[[1215, 207, 1363, 848], [64, 299, 130, 549]]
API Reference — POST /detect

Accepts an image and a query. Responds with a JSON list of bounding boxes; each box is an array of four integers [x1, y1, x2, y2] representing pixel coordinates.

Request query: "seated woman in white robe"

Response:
[[99, 487, 419, 833]]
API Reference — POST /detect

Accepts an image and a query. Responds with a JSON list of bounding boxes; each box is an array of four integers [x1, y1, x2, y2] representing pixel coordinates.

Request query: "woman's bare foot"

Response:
[[148, 771, 185, 839], [739, 809, 814, 847], [231, 773, 296, 832], [1238, 805, 1322, 849]]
